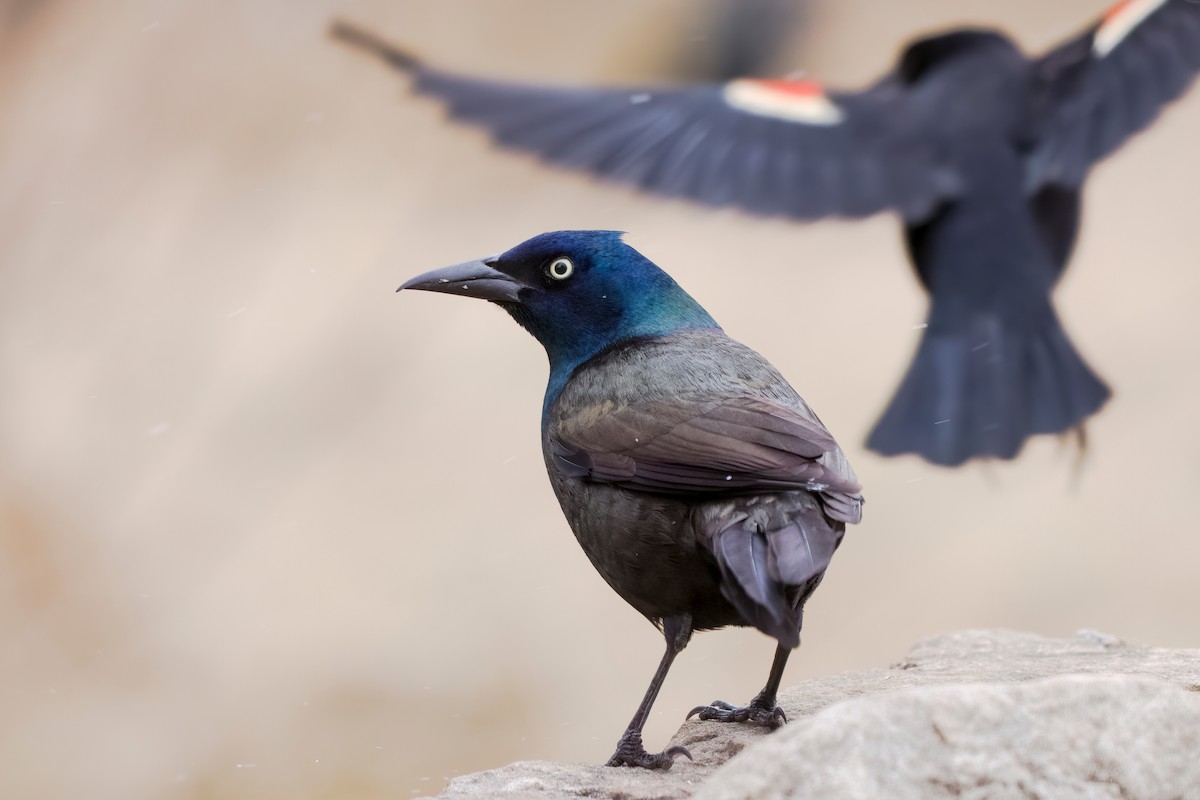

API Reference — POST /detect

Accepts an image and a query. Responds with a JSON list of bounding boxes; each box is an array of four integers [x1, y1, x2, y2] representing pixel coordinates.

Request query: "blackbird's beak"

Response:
[[398, 257, 528, 304]]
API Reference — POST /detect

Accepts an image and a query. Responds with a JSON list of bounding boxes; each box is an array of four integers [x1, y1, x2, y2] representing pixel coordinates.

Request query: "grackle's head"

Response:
[[401, 230, 720, 388]]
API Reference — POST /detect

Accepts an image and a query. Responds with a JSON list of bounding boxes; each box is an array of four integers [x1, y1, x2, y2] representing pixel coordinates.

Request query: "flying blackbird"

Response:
[[400, 230, 863, 769], [335, 1, 1200, 466]]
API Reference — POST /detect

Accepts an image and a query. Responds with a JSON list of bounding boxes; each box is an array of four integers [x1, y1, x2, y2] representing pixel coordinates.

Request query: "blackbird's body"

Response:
[[886, 135, 1107, 461], [399, 230, 862, 768], [336, 0, 1200, 466]]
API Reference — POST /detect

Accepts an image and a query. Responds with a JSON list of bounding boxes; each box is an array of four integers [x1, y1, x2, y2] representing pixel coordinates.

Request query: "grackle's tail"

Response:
[[711, 498, 843, 649], [866, 310, 1110, 466]]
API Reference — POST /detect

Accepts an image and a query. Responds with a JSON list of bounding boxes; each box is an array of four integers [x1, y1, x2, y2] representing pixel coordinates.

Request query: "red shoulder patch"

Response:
[[742, 78, 825, 99], [1103, 0, 1136, 23], [722, 77, 843, 126]]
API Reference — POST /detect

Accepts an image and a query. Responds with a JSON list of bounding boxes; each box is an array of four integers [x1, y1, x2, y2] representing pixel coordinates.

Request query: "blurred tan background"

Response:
[[1, 1, 1197, 798]]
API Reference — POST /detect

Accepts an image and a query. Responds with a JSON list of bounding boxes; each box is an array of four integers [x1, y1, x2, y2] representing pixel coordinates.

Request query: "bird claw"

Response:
[[605, 732, 693, 770], [686, 698, 787, 729]]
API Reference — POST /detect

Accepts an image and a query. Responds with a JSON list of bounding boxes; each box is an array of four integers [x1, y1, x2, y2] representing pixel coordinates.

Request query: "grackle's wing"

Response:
[[1024, 0, 1200, 190], [550, 394, 862, 524], [330, 22, 957, 223]]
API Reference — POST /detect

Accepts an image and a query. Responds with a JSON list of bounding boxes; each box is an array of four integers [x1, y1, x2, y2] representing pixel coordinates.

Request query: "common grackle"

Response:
[[335, 1, 1200, 466], [400, 230, 863, 769]]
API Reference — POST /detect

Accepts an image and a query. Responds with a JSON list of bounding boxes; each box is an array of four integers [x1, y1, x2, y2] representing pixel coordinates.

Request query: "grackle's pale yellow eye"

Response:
[[547, 257, 574, 281]]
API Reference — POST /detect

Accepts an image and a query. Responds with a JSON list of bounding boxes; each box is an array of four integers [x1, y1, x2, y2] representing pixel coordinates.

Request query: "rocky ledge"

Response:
[[432, 630, 1200, 800]]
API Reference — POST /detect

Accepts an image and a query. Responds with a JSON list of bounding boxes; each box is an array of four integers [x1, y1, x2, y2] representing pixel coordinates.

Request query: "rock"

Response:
[[699, 675, 1200, 800], [430, 630, 1200, 799]]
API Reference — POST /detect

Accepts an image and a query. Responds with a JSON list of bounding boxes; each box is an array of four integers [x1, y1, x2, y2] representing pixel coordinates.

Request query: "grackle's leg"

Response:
[[605, 614, 696, 769], [686, 642, 790, 729]]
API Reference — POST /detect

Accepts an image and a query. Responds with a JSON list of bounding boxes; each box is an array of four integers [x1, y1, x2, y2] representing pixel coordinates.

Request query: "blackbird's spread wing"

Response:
[[549, 394, 862, 524], [330, 23, 958, 223], [414, 71, 960, 221], [1025, 0, 1200, 189]]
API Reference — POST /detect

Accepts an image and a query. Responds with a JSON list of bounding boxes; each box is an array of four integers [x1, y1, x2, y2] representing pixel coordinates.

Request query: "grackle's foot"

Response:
[[686, 697, 787, 729], [604, 731, 693, 770]]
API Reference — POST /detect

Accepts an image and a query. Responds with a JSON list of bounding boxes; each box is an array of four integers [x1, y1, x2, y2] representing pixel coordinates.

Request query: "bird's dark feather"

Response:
[[408, 67, 957, 222], [868, 311, 1110, 465], [1029, 183, 1083, 276], [1025, 0, 1200, 189], [701, 491, 842, 649], [549, 331, 862, 524], [715, 522, 793, 644]]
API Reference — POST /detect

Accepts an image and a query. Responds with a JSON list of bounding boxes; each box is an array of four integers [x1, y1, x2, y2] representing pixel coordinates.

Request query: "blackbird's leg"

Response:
[[605, 614, 696, 769], [686, 642, 791, 729]]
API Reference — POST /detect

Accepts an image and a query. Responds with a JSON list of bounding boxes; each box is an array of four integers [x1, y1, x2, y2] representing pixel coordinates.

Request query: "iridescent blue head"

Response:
[[400, 230, 721, 409]]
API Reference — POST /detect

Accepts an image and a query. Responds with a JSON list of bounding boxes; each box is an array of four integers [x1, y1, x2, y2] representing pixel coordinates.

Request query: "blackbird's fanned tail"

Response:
[[866, 312, 1110, 466]]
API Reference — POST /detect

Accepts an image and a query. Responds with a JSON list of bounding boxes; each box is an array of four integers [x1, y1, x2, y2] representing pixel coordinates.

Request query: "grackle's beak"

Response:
[[398, 257, 527, 304]]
